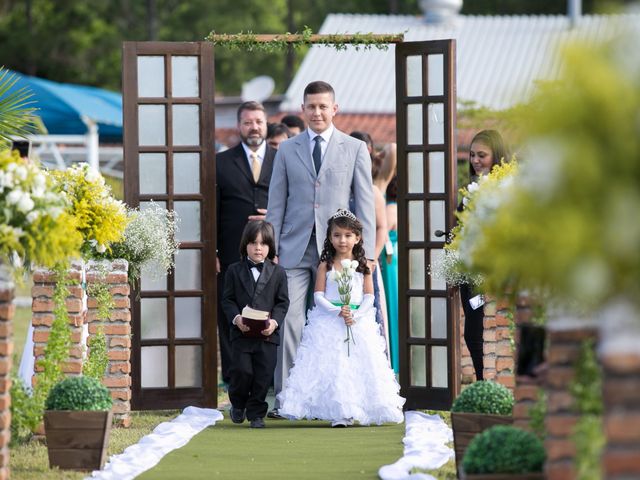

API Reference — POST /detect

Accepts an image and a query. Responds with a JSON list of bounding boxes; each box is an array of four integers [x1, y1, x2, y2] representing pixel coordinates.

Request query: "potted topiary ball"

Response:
[[44, 375, 113, 471], [451, 381, 514, 478], [461, 425, 546, 479]]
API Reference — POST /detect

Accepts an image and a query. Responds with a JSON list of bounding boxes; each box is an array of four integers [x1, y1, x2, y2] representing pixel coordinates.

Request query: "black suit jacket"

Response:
[[216, 143, 277, 266], [221, 259, 289, 345]]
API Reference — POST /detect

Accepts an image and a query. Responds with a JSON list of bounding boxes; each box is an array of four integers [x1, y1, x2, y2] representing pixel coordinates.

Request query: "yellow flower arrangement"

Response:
[[50, 163, 128, 258], [0, 149, 82, 270]]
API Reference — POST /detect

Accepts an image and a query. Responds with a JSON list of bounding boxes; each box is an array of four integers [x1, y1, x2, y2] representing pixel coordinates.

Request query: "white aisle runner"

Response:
[[378, 411, 454, 480], [88, 407, 223, 480]]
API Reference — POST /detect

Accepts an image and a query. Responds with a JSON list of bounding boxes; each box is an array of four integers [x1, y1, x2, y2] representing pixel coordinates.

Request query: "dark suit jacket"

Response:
[[221, 259, 289, 345], [216, 143, 277, 266]]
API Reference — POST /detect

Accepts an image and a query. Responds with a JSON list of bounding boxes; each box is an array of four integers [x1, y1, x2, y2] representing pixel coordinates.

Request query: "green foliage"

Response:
[[570, 339, 604, 480], [462, 425, 545, 474], [468, 35, 640, 309], [0, 67, 36, 147], [528, 388, 547, 440], [87, 278, 115, 321], [83, 326, 109, 381], [9, 377, 41, 445], [451, 380, 514, 415], [45, 375, 112, 411]]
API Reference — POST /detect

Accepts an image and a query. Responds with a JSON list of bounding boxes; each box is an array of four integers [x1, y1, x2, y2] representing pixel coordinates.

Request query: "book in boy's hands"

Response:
[[240, 306, 270, 338]]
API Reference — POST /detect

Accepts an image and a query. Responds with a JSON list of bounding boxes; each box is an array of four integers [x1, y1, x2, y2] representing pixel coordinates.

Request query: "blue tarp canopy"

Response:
[[6, 70, 123, 142]]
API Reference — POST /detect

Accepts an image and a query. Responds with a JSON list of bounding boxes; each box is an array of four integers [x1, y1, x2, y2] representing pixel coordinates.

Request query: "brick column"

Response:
[[544, 310, 598, 480], [598, 300, 640, 479], [482, 297, 515, 389], [0, 265, 15, 480], [86, 260, 131, 427], [31, 262, 84, 385]]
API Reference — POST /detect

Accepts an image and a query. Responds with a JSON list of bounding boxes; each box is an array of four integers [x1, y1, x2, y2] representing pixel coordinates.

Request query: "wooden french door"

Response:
[[123, 42, 217, 409], [396, 40, 460, 410]]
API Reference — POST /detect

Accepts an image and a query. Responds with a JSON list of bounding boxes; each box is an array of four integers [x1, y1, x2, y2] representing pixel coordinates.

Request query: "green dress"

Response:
[[380, 229, 399, 373]]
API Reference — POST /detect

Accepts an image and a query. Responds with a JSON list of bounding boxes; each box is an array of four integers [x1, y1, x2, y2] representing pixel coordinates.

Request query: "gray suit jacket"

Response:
[[266, 128, 375, 269]]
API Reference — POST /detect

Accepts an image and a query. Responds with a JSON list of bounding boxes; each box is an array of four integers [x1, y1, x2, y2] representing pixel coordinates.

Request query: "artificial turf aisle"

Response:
[[138, 417, 405, 479]]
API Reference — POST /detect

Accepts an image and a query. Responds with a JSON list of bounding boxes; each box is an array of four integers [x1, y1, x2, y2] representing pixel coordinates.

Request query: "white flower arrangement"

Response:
[[333, 258, 360, 355], [105, 202, 180, 286]]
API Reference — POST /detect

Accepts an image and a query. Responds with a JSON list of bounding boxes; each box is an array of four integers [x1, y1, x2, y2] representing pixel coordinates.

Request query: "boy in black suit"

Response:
[[222, 220, 289, 428]]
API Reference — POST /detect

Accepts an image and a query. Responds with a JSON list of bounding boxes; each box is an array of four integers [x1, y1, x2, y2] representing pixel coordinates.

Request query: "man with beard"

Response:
[[216, 101, 277, 388]]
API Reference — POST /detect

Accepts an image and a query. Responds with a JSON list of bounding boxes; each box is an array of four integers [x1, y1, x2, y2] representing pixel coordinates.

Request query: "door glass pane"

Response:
[[175, 297, 201, 338], [139, 105, 166, 146], [410, 345, 426, 386], [173, 153, 200, 193], [141, 346, 168, 388], [429, 201, 446, 241], [141, 264, 167, 291], [408, 201, 424, 242], [406, 55, 422, 97], [172, 56, 199, 97], [428, 103, 444, 145], [174, 201, 201, 242], [409, 249, 425, 290], [175, 346, 202, 387], [407, 104, 423, 145], [432, 346, 448, 387], [140, 298, 167, 339], [431, 297, 447, 339], [140, 200, 167, 211], [175, 249, 201, 290], [137, 56, 165, 97], [408, 152, 423, 193], [429, 152, 445, 193], [430, 249, 446, 290], [139, 153, 166, 194], [409, 297, 426, 338], [428, 54, 444, 96], [172, 105, 200, 146]]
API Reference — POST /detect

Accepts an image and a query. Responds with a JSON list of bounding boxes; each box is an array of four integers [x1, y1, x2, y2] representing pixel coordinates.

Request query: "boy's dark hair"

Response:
[[303, 81, 335, 101], [320, 211, 370, 274], [239, 220, 277, 260], [280, 114, 305, 131], [267, 122, 292, 139]]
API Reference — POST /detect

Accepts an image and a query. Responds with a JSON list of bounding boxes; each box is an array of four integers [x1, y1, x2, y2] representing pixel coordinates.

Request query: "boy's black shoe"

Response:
[[250, 417, 265, 428], [230, 407, 246, 424]]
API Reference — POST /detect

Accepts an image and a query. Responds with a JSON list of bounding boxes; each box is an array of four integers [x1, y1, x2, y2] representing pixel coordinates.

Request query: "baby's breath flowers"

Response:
[[103, 202, 180, 287]]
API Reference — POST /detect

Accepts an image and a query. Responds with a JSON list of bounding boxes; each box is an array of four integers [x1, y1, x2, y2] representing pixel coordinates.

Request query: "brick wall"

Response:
[[543, 310, 598, 480], [31, 260, 132, 427], [598, 300, 640, 480], [0, 266, 14, 480], [86, 260, 131, 427]]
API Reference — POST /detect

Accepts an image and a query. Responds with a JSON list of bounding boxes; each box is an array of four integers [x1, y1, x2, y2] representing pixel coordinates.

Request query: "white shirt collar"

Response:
[[307, 124, 334, 144], [241, 141, 266, 161]]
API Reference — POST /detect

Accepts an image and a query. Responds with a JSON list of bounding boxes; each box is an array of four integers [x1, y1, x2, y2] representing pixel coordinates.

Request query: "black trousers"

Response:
[[228, 338, 277, 421], [460, 283, 484, 381], [217, 266, 233, 385]]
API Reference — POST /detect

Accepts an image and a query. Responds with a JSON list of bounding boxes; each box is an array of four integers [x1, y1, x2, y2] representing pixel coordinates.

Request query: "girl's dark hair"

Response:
[[386, 175, 397, 202], [468, 129, 509, 179], [239, 220, 276, 260], [320, 213, 370, 274]]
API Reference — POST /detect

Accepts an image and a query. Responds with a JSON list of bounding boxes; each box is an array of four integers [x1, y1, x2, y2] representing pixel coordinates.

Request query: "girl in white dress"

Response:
[[278, 209, 405, 427]]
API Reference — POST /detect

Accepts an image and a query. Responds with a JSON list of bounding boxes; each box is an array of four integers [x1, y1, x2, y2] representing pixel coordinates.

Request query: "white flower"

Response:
[[350, 260, 359, 269], [96, 243, 107, 253], [26, 211, 40, 224], [31, 173, 47, 198], [84, 165, 102, 183], [467, 182, 480, 194], [48, 206, 63, 219], [6, 189, 23, 205], [17, 193, 34, 213], [340, 259, 352, 269], [0, 171, 14, 189], [14, 165, 27, 181]]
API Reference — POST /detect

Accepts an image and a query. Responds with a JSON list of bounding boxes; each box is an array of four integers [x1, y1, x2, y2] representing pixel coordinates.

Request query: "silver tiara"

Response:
[[330, 209, 358, 221]]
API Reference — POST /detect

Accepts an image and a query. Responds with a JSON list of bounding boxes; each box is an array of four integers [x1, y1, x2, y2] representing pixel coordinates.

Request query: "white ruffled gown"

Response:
[[278, 271, 405, 425]]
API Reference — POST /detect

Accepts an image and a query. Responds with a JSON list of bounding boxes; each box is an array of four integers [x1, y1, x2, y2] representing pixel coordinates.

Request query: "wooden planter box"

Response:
[[44, 410, 113, 471], [451, 412, 513, 478]]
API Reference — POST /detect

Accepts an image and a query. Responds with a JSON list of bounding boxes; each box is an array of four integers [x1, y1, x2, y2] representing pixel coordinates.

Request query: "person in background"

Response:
[[216, 101, 277, 388], [266, 122, 292, 150], [280, 114, 305, 136], [222, 220, 289, 428], [459, 129, 509, 381]]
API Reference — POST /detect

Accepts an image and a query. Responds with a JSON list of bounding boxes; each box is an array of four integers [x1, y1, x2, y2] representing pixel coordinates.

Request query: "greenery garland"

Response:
[[206, 26, 403, 52]]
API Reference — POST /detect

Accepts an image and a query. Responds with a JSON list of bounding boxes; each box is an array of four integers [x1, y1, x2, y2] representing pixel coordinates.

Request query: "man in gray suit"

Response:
[[266, 81, 375, 415]]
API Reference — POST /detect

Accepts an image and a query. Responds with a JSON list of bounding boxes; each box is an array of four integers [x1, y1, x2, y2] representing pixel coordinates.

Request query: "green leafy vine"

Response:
[[206, 26, 402, 52], [84, 265, 113, 380]]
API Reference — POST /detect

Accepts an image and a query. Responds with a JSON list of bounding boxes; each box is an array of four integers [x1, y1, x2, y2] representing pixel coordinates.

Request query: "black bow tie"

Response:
[[247, 260, 264, 272]]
